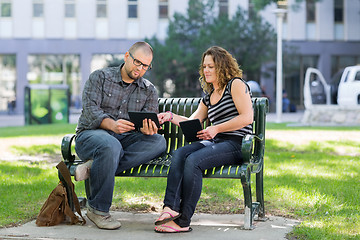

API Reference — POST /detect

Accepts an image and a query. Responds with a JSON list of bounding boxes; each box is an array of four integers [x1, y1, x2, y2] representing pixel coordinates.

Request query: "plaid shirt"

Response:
[[76, 64, 159, 134]]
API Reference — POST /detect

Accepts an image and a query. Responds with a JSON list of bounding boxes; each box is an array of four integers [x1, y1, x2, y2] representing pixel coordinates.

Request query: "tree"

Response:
[[147, 0, 277, 97], [148, 0, 216, 97]]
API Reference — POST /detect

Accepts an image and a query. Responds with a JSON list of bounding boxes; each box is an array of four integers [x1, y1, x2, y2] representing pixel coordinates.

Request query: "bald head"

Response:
[[128, 41, 153, 57]]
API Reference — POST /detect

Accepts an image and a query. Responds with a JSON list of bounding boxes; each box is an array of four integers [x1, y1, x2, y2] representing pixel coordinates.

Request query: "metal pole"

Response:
[[273, 9, 286, 123]]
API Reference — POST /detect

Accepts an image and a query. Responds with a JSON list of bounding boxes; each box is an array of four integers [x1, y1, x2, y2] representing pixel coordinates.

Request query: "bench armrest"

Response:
[[61, 134, 76, 162], [241, 134, 254, 163]]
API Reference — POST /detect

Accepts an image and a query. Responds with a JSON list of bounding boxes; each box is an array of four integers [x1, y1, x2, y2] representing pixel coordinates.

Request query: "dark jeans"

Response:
[[75, 129, 166, 213], [163, 138, 243, 227]]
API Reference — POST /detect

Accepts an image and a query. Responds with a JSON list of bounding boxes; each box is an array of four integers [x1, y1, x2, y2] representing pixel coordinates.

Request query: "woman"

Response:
[[155, 46, 254, 233]]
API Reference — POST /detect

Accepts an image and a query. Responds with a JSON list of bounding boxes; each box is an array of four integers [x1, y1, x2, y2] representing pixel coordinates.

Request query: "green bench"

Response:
[[60, 97, 268, 229]]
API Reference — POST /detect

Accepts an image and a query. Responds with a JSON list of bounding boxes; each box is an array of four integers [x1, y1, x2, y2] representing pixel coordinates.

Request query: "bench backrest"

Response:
[[157, 97, 268, 160]]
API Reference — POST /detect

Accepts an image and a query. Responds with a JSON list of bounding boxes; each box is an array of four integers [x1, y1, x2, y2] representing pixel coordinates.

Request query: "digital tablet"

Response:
[[179, 119, 203, 142], [128, 111, 160, 129]]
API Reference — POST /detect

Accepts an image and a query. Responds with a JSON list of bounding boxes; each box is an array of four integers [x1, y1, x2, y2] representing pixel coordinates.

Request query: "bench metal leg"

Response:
[[256, 168, 268, 221], [241, 170, 254, 230]]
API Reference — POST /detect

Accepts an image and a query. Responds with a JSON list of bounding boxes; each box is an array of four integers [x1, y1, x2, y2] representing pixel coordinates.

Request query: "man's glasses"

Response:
[[129, 52, 152, 71]]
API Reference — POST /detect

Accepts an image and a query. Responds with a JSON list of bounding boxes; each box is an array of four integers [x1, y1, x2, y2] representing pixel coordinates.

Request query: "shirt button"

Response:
[[119, 111, 122, 114], [109, 94, 112, 97]]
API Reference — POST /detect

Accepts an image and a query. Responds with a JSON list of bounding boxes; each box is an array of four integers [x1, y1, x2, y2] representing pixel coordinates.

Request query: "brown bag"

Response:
[[36, 161, 86, 226]]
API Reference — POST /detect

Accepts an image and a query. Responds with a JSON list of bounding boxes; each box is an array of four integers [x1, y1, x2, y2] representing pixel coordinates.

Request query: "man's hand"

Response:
[[140, 118, 158, 135], [114, 119, 135, 134]]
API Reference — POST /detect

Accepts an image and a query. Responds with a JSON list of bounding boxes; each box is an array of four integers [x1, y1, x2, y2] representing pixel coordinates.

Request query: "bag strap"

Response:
[[57, 161, 86, 225]]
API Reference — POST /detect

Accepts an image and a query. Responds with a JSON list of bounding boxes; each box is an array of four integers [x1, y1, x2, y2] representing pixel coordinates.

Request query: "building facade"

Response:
[[0, 0, 359, 114]]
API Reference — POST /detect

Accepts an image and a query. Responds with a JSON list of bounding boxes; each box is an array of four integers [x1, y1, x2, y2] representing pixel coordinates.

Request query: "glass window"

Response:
[[33, 0, 44, 18], [334, 0, 343, 23], [331, 56, 360, 76], [0, 0, 11, 17], [0, 54, 16, 113], [159, 0, 168, 19], [27, 54, 81, 108], [97, 0, 107, 18], [65, 0, 75, 18], [128, 0, 137, 18], [306, 0, 315, 22], [219, 0, 228, 17], [91, 54, 125, 72]]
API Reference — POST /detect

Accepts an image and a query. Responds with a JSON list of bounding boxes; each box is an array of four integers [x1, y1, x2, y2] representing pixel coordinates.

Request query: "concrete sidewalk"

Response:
[[0, 211, 299, 240]]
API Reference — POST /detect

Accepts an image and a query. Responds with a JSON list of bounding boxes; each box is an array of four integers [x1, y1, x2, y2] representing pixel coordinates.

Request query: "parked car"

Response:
[[304, 65, 360, 108], [337, 65, 360, 106]]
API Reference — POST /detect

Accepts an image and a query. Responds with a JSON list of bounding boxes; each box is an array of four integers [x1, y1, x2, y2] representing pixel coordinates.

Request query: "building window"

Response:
[[159, 0, 168, 19], [306, 0, 316, 39], [219, 0, 228, 17], [331, 56, 360, 77], [33, 0, 44, 18], [334, 0, 343, 23], [97, 0, 107, 18], [334, 0, 344, 40], [283, 55, 319, 107], [0, 54, 16, 113], [27, 54, 81, 108], [65, 0, 75, 18], [0, 0, 11, 17], [306, 0, 315, 22], [128, 0, 137, 19]]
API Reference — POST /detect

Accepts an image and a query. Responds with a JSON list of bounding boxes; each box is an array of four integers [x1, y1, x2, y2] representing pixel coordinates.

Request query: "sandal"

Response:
[[154, 212, 181, 225], [154, 224, 192, 233]]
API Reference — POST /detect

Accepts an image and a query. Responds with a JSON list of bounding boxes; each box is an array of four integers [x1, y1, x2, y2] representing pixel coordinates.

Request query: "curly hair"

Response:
[[198, 46, 242, 94]]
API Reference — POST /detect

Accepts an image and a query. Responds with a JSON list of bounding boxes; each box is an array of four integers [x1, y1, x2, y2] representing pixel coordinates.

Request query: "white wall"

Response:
[[77, 0, 96, 38], [13, 0, 32, 38], [45, 0, 64, 38], [139, 0, 158, 39], [317, 0, 333, 41], [169, 0, 187, 17], [345, 0, 360, 41], [108, 0, 127, 39]]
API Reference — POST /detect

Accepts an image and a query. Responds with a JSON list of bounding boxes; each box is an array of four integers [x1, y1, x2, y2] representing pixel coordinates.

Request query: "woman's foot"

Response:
[[154, 220, 192, 233], [155, 207, 181, 225]]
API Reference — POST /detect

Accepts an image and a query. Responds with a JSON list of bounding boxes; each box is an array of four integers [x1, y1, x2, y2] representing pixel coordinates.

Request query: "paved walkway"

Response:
[[0, 211, 299, 240]]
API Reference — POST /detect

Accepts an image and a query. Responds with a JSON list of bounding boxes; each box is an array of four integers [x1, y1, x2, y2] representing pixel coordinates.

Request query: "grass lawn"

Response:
[[0, 123, 359, 240]]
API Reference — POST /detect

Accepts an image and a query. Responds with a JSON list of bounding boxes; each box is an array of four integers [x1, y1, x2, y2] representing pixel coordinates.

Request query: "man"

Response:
[[74, 41, 166, 230]]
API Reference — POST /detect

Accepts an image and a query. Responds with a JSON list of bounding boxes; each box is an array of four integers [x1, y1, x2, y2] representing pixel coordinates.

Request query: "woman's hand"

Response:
[[197, 125, 219, 140], [158, 112, 173, 125]]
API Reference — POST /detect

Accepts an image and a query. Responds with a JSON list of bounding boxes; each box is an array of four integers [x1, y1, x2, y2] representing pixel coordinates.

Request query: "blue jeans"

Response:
[[75, 129, 166, 213], [164, 138, 243, 227]]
